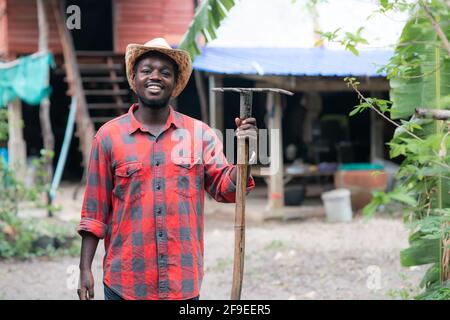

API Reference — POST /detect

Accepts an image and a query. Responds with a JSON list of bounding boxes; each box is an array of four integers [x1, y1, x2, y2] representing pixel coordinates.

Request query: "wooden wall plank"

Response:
[[0, 0, 9, 59], [4, 0, 194, 56]]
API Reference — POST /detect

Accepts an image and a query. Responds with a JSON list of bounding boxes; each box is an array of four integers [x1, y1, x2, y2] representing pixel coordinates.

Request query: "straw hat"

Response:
[[125, 38, 192, 97]]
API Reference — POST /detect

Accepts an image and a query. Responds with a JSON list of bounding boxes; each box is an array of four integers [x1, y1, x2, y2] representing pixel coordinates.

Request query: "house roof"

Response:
[[192, 46, 393, 77], [191, 0, 407, 77]]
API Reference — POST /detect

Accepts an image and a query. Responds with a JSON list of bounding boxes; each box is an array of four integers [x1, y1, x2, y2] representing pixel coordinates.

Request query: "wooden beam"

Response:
[[266, 92, 284, 218], [241, 75, 389, 92], [51, 0, 94, 171]]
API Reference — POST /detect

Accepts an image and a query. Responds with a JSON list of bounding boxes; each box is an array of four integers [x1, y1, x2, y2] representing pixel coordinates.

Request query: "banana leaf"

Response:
[[390, 12, 450, 119], [390, 6, 450, 299], [178, 0, 236, 60], [400, 233, 441, 266]]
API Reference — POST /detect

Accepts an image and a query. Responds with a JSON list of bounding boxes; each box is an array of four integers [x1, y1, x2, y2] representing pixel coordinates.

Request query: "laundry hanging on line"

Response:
[[0, 52, 55, 107]]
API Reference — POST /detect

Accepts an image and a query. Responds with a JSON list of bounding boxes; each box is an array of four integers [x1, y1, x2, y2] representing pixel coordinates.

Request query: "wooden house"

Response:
[[0, 0, 195, 175]]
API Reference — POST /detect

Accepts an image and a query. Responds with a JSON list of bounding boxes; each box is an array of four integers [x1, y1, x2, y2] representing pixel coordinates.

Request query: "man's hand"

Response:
[[78, 268, 95, 300], [235, 117, 257, 142], [235, 117, 257, 165]]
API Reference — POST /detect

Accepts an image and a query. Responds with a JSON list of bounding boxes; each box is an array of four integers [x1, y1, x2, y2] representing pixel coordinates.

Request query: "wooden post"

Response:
[[370, 91, 384, 162], [7, 98, 27, 177], [37, 0, 55, 215], [208, 74, 224, 133], [231, 90, 252, 300], [208, 75, 216, 128], [194, 70, 208, 123], [266, 92, 284, 218], [303, 92, 322, 162]]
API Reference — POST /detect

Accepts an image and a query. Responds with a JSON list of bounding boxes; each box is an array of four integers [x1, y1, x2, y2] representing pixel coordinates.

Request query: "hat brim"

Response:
[[125, 44, 192, 98]]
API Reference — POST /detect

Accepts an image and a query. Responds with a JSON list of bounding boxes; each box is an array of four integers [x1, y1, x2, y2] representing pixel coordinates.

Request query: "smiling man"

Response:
[[76, 38, 256, 300]]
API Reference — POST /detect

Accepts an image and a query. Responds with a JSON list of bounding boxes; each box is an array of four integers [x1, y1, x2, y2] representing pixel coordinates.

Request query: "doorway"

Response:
[[65, 0, 113, 51]]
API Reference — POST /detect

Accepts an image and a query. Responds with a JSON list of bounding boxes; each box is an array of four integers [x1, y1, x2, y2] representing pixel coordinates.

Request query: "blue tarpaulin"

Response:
[[193, 47, 393, 77]]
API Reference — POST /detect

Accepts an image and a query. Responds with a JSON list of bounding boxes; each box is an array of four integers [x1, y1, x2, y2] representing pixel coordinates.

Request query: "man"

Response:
[[77, 38, 256, 300]]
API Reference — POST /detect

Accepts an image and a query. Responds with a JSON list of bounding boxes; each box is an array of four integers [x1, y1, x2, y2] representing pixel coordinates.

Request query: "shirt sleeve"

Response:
[[77, 135, 113, 239], [202, 124, 255, 203]]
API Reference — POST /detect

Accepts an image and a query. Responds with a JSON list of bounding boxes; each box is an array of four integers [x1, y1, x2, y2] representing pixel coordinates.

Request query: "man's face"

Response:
[[133, 52, 177, 109]]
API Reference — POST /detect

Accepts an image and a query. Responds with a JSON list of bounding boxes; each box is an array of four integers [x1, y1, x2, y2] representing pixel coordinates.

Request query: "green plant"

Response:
[[212, 257, 233, 272], [179, 0, 235, 60], [386, 272, 421, 300], [0, 217, 78, 260], [0, 109, 8, 141], [341, 0, 450, 299], [0, 107, 68, 259], [264, 239, 287, 251]]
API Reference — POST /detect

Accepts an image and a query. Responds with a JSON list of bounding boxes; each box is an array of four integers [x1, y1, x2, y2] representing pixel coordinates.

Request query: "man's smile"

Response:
[[145, 82, 164, 94]]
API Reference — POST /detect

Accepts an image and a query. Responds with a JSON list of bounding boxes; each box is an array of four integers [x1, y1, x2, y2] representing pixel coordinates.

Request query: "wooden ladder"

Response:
[[52, 1, 132, 171]]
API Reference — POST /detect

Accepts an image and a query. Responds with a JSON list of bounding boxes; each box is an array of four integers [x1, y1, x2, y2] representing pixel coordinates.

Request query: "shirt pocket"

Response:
[[113, 161, 144, 203], [172, 157, 202, 198]]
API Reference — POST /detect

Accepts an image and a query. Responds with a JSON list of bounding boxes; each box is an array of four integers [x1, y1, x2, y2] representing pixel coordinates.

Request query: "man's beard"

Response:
[[138, 95, 170, 109]]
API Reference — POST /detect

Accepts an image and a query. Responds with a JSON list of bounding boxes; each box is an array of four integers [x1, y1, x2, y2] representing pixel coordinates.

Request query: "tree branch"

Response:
[[420, 1, 450, 57], [416, 107, 450, 120], [348, 81, 424, 141]]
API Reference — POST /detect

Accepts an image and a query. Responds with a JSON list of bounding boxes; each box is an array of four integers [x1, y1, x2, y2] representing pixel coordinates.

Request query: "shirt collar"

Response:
[[127, 103, 183, 135]]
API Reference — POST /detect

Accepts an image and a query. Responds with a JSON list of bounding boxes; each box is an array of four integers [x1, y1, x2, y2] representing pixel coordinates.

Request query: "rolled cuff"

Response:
[[77, 217, 108, 239]]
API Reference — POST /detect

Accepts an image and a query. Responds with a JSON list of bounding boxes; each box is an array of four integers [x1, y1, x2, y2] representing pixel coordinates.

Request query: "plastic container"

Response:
[[321, 188, 353, 222]]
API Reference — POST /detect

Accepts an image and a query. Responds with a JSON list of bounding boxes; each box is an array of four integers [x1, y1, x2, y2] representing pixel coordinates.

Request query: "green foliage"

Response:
[[178, 0, 235, 60], [344, 1, 450, 299], [317, 27, 369, 55], [212, 257, 233, 272], [386, 272, 421, 300], [385, 5, 450, 119], [0, 109, 8, 141], [264, 239, 287, 251], [0, 216, 79, 260], [0, 109, 73, 260], [0, 149, 56, 220]]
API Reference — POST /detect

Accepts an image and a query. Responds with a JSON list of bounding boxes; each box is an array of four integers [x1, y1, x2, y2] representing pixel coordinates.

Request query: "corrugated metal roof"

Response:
[[193, 47, 393, 77]]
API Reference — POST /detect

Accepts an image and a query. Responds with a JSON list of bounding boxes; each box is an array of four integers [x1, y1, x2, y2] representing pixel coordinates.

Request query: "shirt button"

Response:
[[155, 161, 160, 166], [157, 208, 162, 215], [156, 184, 161, 190], [158, 232, 163, 238]]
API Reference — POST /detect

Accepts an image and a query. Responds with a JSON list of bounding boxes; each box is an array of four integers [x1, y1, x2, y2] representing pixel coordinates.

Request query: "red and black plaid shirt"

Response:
[[77, 104, 255, 300]]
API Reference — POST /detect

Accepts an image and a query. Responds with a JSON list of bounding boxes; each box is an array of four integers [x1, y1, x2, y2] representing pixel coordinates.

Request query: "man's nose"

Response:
[[149, 70, 162, 80]]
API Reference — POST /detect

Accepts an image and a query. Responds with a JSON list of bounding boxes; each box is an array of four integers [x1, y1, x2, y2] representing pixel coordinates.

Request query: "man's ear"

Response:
[[131, 71, 137, 88]]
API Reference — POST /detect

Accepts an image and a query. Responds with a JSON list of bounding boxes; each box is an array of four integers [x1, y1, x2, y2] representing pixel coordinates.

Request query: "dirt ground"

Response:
[[0, 183, 425, 300]]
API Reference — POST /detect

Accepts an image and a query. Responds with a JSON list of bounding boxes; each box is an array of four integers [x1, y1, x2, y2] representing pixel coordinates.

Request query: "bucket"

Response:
[[321, 188, 353, 222]]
